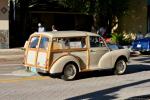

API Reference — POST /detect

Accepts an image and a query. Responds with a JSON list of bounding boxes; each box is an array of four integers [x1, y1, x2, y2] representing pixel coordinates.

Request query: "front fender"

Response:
[[98, 49, 130, 69], [98, 52, 112, 69], [49, 55, 80, 74], [111, 49, 130, 66]]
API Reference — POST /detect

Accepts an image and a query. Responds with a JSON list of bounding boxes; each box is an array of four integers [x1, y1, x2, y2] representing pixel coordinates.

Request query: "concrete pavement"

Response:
[[0, 48, 37, 80], [1, 48, 150, 100], [0, 48, 24, 64]]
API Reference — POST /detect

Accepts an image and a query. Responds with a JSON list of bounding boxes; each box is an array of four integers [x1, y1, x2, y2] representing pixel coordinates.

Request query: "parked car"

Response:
[[132, 33, 150, 54], [24, 31, 130, 80]]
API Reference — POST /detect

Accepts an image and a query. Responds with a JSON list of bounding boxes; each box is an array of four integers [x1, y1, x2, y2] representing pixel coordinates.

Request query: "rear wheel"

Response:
[[61, 63, 78, 81], [114, 59, 127, 75]]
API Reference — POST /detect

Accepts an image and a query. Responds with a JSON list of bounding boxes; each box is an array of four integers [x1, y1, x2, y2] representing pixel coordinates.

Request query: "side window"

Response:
[[29, 37, 39, 48], [58, 38, 69, 49], [52, 38, 67, 50], [90, 36, 106, 47], [69, 37, 86, 48], [39, 37, 49, 50], [52, 37, 86, 50]]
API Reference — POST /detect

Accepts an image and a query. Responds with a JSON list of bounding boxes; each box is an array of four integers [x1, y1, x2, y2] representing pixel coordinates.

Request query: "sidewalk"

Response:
[[0, 48, 24, 55], [0, 48, 24, 64]]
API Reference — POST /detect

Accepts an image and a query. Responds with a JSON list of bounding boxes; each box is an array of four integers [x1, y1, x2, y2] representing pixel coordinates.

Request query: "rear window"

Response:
[[39, 37, 49, 50], [29, 36, 39, 48]]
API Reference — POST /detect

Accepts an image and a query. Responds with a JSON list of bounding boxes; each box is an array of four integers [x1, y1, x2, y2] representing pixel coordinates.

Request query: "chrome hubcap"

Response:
[[117, 60, 126, 73], [64, 64, 76, 79]]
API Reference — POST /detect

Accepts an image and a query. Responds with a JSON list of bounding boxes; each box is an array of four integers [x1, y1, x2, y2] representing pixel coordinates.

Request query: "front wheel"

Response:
[[61, 63, 78, 81], [114, 59, 127, 75]]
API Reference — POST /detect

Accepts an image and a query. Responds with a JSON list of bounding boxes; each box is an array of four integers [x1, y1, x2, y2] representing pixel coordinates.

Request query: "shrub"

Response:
[[111, 33, 133, 45]]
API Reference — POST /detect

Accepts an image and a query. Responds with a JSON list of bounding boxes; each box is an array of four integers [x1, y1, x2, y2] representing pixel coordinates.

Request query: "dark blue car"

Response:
[[132, 33, 150, 54]]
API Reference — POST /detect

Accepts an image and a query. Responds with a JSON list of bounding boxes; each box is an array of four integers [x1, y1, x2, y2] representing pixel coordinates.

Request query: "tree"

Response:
[[59, 0, 129, 34], [15, 0, 129, 34]]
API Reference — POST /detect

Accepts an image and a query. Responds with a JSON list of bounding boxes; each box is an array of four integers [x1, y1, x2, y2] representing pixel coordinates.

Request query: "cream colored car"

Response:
[[24, 31, 130, 80]]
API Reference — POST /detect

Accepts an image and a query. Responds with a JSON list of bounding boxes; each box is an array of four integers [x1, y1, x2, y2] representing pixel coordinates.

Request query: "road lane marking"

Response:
[[0, 76, 50, 83]]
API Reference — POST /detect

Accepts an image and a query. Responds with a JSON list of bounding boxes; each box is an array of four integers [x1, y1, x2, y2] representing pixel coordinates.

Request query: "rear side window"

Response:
[[52, 37, 86, 50], [69, 37, 86, 48], [39, 37, 49, 50], [29, 37, 39, 48]]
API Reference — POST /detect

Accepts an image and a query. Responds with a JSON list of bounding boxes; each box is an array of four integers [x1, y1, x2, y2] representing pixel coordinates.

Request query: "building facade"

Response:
[[0, 0, 149, 48], [0, 0, 9, 48]]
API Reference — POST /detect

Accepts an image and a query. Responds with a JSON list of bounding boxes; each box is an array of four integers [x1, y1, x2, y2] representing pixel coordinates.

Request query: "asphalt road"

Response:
[[0, 55, 150, 100]]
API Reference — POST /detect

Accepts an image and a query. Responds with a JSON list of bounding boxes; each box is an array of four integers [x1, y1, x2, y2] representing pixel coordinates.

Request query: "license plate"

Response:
[[31, 67, 37, 73], [137, 44, 141, 48]]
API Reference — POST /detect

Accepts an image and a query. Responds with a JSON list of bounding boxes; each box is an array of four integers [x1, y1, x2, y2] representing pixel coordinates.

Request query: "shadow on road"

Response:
[[39, 64, 150, 80], [131, 55, 150, 64], [126, 64, 150, 74], [126, 94, 150, 100], [75, 64, 150, 80], [132, 57, 150, 61], [66, 79, 150, 100], [77, 70, 114, 80]]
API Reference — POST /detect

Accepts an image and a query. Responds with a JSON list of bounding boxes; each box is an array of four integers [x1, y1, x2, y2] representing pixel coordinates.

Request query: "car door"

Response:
[[25, 36, 40, 67], [89, 36, 109, 69], [36, 36, 51, 70]]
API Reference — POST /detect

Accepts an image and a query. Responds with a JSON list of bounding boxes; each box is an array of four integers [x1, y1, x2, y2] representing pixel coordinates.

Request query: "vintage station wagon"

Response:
[[24, 31, 130, 80]]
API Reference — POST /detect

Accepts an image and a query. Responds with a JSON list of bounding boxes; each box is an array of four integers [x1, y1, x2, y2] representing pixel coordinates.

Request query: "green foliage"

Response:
[[59, 0, 129, 15], [111, 33, 123, 44], [59, 0, 129, 32], [15, 0, 130, 33], [111, 33, 132, 45], [58, 0, 96, 14]]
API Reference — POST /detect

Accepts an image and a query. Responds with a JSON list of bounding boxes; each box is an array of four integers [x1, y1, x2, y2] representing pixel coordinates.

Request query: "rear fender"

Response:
[[49, 55, 80, 74]]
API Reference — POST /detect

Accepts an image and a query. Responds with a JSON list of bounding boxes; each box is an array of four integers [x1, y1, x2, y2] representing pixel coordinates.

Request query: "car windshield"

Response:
[[107, 44, 123, 50]]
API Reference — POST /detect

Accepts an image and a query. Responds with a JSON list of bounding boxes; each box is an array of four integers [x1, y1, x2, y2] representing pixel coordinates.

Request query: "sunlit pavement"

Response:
[[0, 64, 38, 80], [0, 54, 150, 99], [0, 48, 51, 83]]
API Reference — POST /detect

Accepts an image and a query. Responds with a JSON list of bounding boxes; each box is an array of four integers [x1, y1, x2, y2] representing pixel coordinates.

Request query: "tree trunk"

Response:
[[91, 14, 97, 33]]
